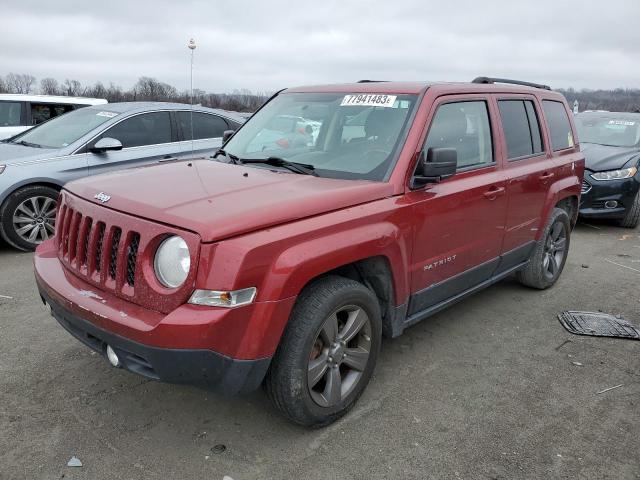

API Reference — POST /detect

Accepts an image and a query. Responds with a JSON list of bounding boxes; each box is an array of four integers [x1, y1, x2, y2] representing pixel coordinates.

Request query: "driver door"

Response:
[[406, 96, 508, 317], [87, 111, 182, 176]]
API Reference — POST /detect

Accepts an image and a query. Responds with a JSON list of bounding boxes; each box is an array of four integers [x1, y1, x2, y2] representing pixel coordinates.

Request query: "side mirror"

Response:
[[90, 137, 123, 153], [222, 130, 235, 143], [411, 147, 457, 188]]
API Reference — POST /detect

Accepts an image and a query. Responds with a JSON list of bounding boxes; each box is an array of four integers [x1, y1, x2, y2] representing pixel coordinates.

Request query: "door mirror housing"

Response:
[[90, 137, 123, 153], [222, 130, 235, 143], [411, 147, 457, 188]]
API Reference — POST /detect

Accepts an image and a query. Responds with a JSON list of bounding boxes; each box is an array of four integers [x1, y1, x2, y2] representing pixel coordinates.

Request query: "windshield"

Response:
[[221, 92, 418, 181], [576, 116, 640, 148], [8, 108, 119, 149]]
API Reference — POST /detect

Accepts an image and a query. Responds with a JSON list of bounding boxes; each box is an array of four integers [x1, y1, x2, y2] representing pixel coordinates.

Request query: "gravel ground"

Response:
[[1, 220, 639, 480]]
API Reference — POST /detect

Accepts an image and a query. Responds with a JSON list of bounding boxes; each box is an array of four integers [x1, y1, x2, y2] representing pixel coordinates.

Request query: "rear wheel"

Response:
[[516, 207, 570, 289], [0, 185, 59, 251], [265, 276, 381, 427], [618, 191, 640, 228]]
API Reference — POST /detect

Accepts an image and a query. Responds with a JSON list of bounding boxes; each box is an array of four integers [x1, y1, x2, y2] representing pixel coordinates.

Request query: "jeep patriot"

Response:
[[34, 78, 584, 426]]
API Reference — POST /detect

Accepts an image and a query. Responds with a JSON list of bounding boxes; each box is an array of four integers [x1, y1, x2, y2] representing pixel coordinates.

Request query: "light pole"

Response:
[[188, 38, 196, 152]]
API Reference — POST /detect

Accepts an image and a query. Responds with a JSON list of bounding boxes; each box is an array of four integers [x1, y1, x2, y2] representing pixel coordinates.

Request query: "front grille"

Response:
[[95, 223, 106, 272], [109, 228, 122, 280], [126, 233, 140, 286], [55, 191, 199, 314], [57, 204, 139, 296], [581, 179, 592, 194]]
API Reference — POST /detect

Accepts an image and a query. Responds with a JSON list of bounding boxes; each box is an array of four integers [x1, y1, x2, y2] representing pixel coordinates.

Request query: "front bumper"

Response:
[[39, 286, 269, 394], [579, 173, 640, 219], [34, 239, 296, 393]]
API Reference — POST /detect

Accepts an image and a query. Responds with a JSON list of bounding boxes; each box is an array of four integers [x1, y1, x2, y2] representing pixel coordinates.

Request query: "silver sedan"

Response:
[[0, 102, 243, 250]]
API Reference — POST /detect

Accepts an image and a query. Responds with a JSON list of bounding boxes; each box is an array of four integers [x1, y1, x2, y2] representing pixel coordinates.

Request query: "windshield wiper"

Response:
[[239, 157, 317, 176], [212, 148, 241, 164], [13, 140, 42, 148]]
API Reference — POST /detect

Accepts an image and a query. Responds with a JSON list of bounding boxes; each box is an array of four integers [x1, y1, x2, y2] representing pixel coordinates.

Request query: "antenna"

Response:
[[188, 38, 196, 156]]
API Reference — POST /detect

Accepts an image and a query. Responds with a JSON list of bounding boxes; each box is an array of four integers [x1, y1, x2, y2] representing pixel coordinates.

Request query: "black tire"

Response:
[[618, 191, 640, 228], [516, 207, 571, 290], [265, 275, 382, 427], [0, 185, 59, 252]]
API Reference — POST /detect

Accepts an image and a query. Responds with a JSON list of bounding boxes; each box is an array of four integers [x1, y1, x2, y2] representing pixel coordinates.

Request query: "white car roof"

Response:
[[0, 94, 107, 105]]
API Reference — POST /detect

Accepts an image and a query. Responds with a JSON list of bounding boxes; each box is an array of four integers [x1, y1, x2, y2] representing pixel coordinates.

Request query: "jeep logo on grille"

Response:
[[94, 192, 111, 203]]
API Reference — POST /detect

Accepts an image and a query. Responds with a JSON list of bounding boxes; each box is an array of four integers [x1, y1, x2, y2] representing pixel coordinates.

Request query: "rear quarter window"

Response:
[[543, 100, 573, 151]]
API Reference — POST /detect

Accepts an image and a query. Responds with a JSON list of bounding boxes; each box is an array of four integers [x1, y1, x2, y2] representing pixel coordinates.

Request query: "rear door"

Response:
[[174, 111, 230, 158], [407, 95, 508, 317], [497, 95, 556, 269], [87, 111, 183, 175]]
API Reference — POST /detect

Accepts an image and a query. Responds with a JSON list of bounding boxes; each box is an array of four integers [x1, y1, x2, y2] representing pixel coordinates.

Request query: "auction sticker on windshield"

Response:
[[341, 94, 397, 107], [96, 111, 118, 118]]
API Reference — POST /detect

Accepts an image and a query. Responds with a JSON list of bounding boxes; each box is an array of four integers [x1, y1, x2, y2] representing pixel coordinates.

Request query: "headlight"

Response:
[[154, 236, 190, 288], [189, 288, 257, 308], [0, 165, 5, 175], [590, 166, 637, 181]]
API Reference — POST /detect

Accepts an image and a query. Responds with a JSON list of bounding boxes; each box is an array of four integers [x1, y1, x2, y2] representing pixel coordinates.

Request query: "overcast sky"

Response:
[[2, 0, 639, 93]]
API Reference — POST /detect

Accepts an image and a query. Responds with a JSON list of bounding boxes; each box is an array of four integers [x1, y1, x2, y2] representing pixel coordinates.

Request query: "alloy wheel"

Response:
[[12, 196, 57, 245], [542, 220, 567, 280], [307, 305, 372, 408]]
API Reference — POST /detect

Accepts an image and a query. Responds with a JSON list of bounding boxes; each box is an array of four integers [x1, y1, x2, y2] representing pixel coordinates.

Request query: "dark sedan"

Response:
[[576, 111, 640, 228]]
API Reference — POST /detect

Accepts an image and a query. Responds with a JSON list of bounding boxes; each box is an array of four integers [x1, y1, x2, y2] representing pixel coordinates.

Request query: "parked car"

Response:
[[0, 94, 107, 140], [34, 78, 583, 426], [575, 111, 640, 227], [0, 102, 244, 250]]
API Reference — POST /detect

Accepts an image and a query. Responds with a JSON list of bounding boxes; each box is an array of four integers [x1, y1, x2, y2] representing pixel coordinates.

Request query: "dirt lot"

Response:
[[1, 220, 639, 480]]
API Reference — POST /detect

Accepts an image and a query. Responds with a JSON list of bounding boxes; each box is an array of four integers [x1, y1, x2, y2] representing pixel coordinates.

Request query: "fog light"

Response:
[[106, 345, 121, 367], [604, 200, 618, 209]]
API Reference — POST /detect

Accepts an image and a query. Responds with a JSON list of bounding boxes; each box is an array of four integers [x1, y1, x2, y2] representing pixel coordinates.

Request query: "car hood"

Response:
[[0, 142, 60, 164], [66, 160, 395, 242], [580, 142, 640, 172]]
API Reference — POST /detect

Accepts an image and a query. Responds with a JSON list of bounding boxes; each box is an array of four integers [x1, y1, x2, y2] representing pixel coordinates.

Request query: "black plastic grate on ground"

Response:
[[558, 311, 640, 340]]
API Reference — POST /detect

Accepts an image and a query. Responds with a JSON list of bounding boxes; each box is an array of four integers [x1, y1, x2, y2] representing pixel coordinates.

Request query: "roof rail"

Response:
[[472, 76, 551, 90], [357, 79, 389, 83]]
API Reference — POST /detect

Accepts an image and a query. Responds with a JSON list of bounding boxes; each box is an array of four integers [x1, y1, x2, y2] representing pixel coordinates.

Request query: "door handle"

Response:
[[483, 186, 505, 200], [539, 172, 555, 181], [159, 156, 178, 162]]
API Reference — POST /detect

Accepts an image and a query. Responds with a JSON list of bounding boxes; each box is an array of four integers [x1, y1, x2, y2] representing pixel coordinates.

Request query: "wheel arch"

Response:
[[0, 178, 63, 207]]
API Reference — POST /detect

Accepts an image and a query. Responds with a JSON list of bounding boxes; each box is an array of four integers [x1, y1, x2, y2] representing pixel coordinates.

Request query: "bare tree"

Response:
[[0, 76, 6, 93], [133, 77, 177, 101], [62, 79, 85, 96], [40, 77, 60, 95], [5, 73, 36, 94]]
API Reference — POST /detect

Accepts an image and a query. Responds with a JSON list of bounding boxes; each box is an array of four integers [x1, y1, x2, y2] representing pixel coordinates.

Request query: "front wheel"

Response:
[[0, 185, 59, 251], [265, 276, 382, 427], [618, 191, 640, 229], [516, 207, 571, 289]]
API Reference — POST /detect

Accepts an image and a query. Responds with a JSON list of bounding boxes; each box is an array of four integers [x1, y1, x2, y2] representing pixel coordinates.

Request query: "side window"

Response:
[[498, 100, 544, 159], [30, 103, 74, 125], [0, 101, 22, 126], [102, 112, 172, 148], [543, 100, 573, 151], [177, 112, 229, 140], [424, 101, 493, 170]]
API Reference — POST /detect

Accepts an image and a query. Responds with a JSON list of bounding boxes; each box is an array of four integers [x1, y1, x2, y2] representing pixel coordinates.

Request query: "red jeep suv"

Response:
[[34, 78, 584, 426]]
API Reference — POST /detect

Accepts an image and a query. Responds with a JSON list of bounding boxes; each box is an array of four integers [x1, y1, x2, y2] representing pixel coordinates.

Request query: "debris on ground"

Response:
[[558, 311, 640, 340], [67, 456, 82, 467], [604, 259, 640, 274], [596, 384, 623, 395], [211, 444, 226, 454], [571, 361, 583, 366], [581, 264, 589, 268], [0, 294, 13, 299]]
